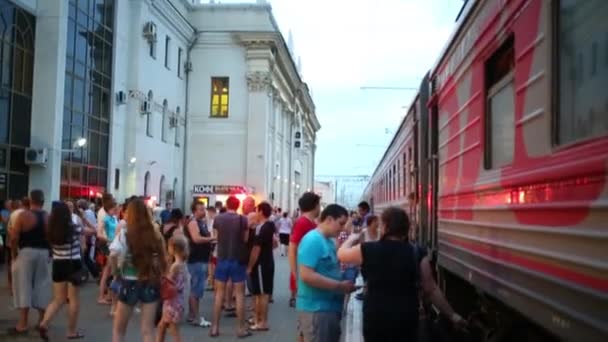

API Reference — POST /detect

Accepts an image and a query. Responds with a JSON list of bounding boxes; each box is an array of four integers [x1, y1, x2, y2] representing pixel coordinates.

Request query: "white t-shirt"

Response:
[[97, 207, 107, 237], [277, 217, 292, 235]]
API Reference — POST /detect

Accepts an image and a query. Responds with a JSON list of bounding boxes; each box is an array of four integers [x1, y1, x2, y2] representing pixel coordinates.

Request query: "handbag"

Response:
[[68, 234, 89, 286], [160, 275, 178, 300]]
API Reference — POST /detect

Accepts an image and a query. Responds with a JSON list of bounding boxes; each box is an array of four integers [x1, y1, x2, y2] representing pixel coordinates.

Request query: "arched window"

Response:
[[144, 171, 151, 196], [159, 175, 165, 204], [146, 90, 154, 137], [162, 99, 168, 142], [175, 106, 181, 147]]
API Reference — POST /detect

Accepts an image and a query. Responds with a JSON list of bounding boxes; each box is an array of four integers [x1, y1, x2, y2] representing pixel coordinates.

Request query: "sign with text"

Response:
[[192, 184, 247, 195]]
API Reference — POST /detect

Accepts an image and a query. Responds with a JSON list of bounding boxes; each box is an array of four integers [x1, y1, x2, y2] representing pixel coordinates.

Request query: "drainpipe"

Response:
[[182, 30, 200, 208]]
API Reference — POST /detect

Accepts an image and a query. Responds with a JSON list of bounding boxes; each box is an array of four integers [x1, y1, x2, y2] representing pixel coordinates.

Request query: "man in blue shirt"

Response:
[[297, 204, 356, 342], [160, 201, 173, 225]]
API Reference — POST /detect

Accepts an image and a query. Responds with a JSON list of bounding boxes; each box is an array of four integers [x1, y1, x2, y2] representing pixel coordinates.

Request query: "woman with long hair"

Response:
[[337, 207, 464, 341], [38, 201, 85, 340], [110, 198, 168, 342]]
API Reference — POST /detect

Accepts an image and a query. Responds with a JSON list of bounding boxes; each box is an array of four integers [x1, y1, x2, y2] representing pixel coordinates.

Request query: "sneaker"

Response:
[[198, 317, 211, 327]]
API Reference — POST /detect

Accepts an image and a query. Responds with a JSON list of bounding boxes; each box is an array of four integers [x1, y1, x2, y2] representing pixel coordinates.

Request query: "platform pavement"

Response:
[[0, 250, 298, 342]]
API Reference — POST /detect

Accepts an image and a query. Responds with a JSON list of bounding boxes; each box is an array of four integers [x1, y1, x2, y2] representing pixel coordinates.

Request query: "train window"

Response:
[[402, 152, 407, 196], [484, 36, 515, 169], [555, 0, 608, 145]]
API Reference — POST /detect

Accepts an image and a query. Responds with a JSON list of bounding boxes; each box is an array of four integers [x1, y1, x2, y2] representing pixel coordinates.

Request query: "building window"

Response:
[[484, 36, 514, 169], [177, 48, 183, 78], [164, 36, 170, 69], [149, 40, 156, 59], [61, 0, 114, 199], [555, 0, 608, 145], [172, 178, 178, 201], [144, 171, 151, 197], [114, 168, 120, 190], [210, 77, 229, 117], [161, 99, 168, 142], [175, 106, 181, 147], [146, 90, 153, 137], [0, 2, 36, 200], [159, 175, 165, 204]]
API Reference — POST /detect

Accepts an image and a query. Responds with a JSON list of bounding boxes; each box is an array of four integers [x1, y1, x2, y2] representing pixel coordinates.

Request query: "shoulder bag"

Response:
[[69, 229, 89, 286]]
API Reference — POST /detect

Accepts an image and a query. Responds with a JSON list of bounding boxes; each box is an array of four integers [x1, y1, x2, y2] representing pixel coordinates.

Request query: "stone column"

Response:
[[28, 0, 69, 207], [245, 71, 272, 200]]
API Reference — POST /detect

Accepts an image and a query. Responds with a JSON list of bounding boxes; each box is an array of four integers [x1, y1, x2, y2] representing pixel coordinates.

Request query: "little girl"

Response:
[[157, 235, 188, 342]]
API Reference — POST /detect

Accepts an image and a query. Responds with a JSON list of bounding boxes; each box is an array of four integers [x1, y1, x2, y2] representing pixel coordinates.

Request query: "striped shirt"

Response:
[[51, 224, 82, 260]]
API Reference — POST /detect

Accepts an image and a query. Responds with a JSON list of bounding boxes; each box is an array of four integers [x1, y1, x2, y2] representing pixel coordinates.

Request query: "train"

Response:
[[361, 0, 607, 341]]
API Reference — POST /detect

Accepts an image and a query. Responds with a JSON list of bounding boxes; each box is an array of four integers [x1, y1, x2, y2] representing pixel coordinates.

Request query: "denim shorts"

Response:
[[187, 262, 208, 299], [215, 259, 247, 283], [117, 279, 160, 306]]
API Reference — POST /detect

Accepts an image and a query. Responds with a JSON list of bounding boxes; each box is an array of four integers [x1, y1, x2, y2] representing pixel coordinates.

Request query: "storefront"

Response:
[[192, 184, 252, 209]]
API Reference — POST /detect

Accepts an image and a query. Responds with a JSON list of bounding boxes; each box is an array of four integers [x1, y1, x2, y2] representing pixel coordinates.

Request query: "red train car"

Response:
[[363, 0, 608, 340]]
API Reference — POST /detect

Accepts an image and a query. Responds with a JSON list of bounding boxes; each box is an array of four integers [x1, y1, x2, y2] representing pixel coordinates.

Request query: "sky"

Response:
[[208, 0, 463, 202]]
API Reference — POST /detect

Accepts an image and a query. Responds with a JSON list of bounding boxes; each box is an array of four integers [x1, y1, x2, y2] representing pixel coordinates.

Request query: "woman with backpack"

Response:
[[162, 209, 185, 243], [337, 207, 464, 341], [109, 198, 168, 342]]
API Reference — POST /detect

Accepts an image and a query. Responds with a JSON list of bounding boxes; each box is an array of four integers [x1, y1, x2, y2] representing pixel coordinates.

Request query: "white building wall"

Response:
[[186, 33, 249, 199], [110, 0, 191, 207]]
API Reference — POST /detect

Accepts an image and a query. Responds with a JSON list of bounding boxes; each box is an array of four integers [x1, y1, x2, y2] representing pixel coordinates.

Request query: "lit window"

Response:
[[484, 36, 514, 169], [555, 0, 608, 144], [211, 77, 229, 118]]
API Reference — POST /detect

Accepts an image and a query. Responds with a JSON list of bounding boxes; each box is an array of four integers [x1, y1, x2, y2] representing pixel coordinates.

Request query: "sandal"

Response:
[[67, 331, 85, 340], [289, 298, 296, 307], [7, 327, 28, 336], [237, 331, 253, 338], [209, 330, 220, 338], [249, 325, 269, 332], [37, 325, 49, 341]]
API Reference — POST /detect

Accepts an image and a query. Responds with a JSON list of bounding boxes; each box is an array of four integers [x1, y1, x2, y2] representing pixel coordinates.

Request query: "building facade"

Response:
[[185, 3, 319, 211], [0, 0, 318, 211]]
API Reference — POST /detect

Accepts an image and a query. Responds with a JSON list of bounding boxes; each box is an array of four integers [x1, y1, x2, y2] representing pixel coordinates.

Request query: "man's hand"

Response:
[[336, 280, 357, 294], [451, 313, 467, 331]]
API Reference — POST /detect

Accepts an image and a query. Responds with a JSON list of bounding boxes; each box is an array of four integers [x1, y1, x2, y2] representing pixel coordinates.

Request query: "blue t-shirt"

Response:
[[160, 209, 171, 225], [104, 215, 118, 241], [296, 229, 343, 313]]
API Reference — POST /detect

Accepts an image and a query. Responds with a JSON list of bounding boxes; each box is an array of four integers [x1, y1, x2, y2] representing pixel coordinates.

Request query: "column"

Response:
[[245, 71, 272, 200], [28, 0, 69, 207]]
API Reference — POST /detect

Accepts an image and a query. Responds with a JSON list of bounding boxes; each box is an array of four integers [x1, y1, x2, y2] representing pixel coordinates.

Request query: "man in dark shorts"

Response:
[[246, 202, 275, 331], [288, 192, 321, 309], [211, 196, 250, 338]]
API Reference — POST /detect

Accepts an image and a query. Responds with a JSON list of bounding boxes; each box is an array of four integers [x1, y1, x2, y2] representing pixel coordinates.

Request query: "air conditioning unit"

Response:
[[184, 61, 193, 73], [143, 22, 157, 42], [25, 148, 48, 167], [141, 100, 151, 114], [116, 91, 127, 104], [169, 116, 178, 128]]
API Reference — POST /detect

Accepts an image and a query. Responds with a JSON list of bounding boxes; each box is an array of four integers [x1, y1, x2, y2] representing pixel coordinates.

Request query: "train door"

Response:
[[428, 104, 439, 249]]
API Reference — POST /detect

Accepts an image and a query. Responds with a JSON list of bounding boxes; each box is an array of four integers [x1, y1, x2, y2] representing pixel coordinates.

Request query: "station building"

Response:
[[0, 0, 319, 211]]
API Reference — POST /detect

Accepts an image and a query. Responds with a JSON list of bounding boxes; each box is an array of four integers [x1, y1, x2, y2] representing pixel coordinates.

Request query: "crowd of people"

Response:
[[0, 189, 464, 342]]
